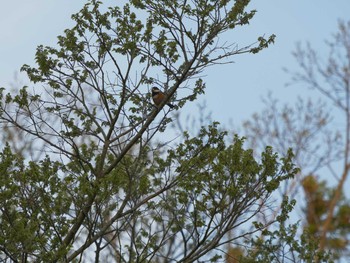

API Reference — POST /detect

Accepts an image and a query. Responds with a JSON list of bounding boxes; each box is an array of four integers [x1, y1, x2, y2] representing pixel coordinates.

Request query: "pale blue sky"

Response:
[[1, 0, 350, 124], [1, 1, 350, 255]]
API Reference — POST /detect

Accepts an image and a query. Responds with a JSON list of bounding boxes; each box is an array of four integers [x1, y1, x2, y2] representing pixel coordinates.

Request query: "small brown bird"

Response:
[[151, 87, 174, 108]]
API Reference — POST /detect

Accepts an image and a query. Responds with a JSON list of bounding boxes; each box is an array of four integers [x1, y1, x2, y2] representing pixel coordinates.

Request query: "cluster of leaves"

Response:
[[224, 198, 334, 263], [0, 0, 300, 262], [0, 145, 71, 261], [0, 122, 299, 262], [240, 220, 333, 262]]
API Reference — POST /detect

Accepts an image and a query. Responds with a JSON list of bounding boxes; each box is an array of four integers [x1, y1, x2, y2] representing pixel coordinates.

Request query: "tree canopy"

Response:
[[0, 0, 333, 262]]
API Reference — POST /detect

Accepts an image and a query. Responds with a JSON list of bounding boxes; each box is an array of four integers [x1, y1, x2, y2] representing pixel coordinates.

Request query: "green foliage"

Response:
[[225, 198, 334, 263], [240, 219, 334, 263], [0, 121, 301, 261], [126, 123, 300, 262], [172, 123, 295, 213], [0, 0, 284, 261], [0, 145, 71, 261]]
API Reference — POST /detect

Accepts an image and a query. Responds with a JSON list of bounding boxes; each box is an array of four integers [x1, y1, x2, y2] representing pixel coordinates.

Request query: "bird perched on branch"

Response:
[[151, 86, 174, 108]]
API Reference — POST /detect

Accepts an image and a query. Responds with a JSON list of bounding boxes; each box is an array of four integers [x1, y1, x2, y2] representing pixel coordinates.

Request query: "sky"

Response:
[[1, 0, 350, 257], [205, 0, 350, 124], [1, 0, 350, 126], [1, 0, 346, 177]]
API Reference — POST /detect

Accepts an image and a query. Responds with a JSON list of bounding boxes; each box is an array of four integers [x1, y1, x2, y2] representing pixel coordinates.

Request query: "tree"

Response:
[[0, 0, 309, 262], [302, 174, 350, 259], [242, 20, 350, 260]]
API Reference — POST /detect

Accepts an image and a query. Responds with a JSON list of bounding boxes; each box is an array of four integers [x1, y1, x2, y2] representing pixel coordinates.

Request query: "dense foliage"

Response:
[[0, 0, 333, 262]]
